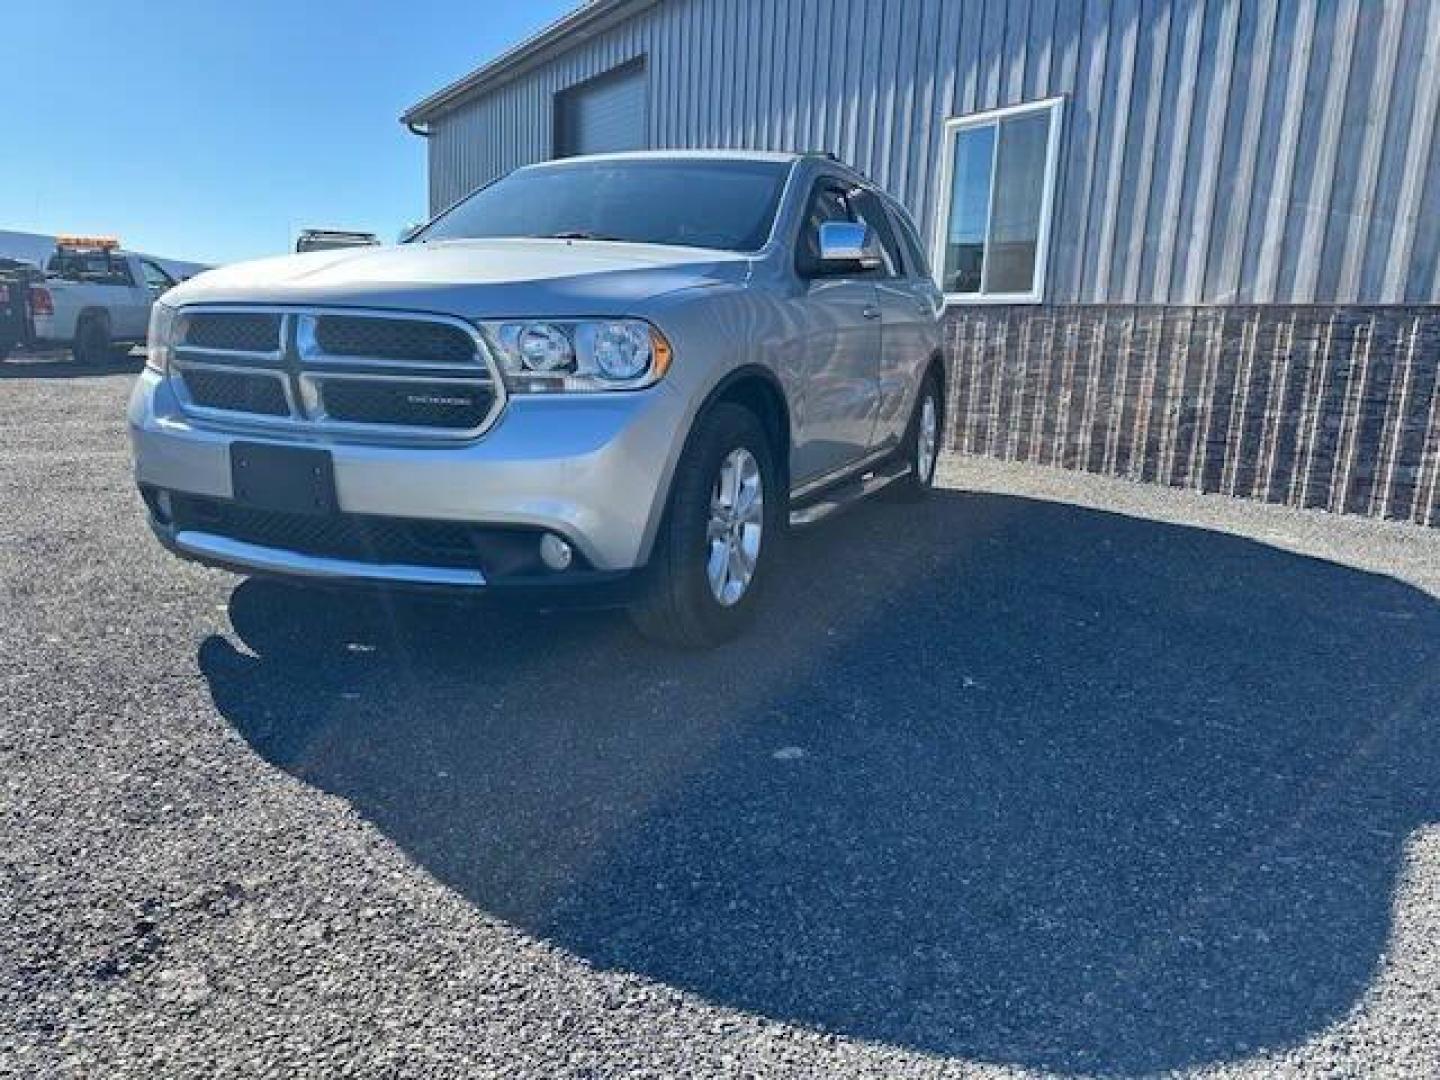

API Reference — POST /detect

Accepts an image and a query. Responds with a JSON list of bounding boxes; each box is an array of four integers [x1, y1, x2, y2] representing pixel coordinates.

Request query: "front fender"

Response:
[[630, 283, 788, 563]]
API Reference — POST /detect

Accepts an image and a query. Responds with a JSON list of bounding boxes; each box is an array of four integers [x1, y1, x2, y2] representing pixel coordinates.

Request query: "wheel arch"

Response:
[[707, 365, 791, 491], [924, 348, 947, 431], [636, 364, 792, 567]]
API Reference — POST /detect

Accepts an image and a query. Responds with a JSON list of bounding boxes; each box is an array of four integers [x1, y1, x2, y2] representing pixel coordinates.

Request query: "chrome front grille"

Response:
[[180, 366, 290, 416], [310, 315, 475, 364], [185, 312, 282, 353], [170, 306, 504, 440], [315, 377, 495, 429]]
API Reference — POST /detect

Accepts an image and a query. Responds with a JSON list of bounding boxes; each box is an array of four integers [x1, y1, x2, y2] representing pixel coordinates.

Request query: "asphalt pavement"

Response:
[[3, 353, 1439, 1078]]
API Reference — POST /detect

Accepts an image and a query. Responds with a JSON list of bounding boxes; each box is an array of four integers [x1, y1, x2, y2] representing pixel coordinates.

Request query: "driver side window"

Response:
[[795, 179, 900, 279], [795, 181, 855, 278]]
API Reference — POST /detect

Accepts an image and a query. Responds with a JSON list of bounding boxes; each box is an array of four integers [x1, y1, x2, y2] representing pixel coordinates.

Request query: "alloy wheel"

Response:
[[705, 447, 764, 606], [917, 388, 939, 483]]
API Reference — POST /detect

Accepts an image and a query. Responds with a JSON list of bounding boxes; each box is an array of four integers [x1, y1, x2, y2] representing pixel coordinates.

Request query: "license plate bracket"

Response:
[[230, 442, 336, 516]]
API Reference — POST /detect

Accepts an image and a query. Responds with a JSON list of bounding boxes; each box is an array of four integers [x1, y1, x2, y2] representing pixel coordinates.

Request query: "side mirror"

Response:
[[817, 221, 882, 272]]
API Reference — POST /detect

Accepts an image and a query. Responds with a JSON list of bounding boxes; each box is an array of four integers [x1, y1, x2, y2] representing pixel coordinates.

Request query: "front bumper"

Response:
[[128, 369, 687, 582], [160, 525, 489, 588], [144, 516, 643, 607]]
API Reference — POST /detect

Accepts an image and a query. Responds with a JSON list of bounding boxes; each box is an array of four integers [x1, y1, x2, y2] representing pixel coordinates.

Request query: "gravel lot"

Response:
[[3, 353, 1439, 1078]]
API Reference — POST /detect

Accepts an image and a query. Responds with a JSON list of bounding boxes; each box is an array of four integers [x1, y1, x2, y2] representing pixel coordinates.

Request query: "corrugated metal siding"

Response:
[[426, 0, 1440, 305]]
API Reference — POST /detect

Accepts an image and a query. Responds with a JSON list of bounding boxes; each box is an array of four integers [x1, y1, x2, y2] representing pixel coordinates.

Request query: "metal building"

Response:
[[403, 0, 1440, 524]]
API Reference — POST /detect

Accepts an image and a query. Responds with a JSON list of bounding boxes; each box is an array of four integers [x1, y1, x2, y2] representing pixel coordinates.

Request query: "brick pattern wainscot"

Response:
[[942, 305, 1440, 526]]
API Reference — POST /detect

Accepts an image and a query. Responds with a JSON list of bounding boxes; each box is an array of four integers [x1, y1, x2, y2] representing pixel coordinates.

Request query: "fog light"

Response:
[[539, 532, 573, 571]]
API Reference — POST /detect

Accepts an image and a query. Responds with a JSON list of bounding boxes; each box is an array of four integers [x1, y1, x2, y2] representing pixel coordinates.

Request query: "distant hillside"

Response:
[[0, 230, 211, 280]]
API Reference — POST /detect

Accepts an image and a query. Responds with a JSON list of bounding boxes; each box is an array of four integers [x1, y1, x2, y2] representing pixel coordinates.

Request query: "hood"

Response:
[[168, 238, 753, 317]]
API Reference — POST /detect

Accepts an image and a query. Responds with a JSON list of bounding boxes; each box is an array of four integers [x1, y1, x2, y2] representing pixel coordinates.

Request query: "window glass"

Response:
[[852, 190, 904, 277], [47, 251, 133, 287], [140, 260, 174, 290], [796, 181, 857, 276], [937, 99, 1061, 300], [415, 158, 790, 254], [987, 111, 1051, 293], [890, 204, 931, 280], [942, 125, 995, 294]]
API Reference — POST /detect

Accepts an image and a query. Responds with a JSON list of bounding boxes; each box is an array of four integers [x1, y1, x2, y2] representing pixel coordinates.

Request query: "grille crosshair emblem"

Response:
[[278, 314, 310, 417], [172, 305, 507, 440]]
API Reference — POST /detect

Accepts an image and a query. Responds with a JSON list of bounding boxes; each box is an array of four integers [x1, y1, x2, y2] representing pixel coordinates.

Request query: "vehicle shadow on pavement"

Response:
[[0, 352, 142, 378], [198, 490, 1440, 1074]]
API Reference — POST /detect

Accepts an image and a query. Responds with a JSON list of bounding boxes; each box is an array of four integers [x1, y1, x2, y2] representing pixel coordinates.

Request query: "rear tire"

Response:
[[629, 403, 782, 648], [74, 313, 110, 365], [887, 367, 944, 501]]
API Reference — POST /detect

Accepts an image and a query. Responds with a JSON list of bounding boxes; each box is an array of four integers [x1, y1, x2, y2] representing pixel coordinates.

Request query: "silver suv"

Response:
[[129, 151, 945, 646]]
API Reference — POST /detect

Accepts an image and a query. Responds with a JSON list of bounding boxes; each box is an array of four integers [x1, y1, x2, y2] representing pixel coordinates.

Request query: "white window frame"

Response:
[[930, 96, 1065, 305]]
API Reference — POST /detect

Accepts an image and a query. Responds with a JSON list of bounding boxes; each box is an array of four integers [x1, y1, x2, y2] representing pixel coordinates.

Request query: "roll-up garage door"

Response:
[[554, 60, 646, 158]]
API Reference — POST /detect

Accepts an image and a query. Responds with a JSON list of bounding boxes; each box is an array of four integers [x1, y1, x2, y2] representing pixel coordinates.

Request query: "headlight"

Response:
[[515, 322, 573, 372], [479, 319, 672, 393], [146, 301, 179, 373]]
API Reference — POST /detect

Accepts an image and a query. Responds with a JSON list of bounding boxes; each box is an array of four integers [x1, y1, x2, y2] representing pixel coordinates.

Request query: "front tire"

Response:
[[629, 403, 782, 648]]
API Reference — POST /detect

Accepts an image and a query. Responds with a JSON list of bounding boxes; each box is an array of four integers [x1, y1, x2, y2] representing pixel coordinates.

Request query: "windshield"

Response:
[[414, 158, 790, 253]]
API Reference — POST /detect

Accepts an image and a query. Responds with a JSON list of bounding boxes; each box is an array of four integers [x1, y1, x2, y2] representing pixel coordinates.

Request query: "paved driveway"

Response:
[[3, 356, 1439, 1078]]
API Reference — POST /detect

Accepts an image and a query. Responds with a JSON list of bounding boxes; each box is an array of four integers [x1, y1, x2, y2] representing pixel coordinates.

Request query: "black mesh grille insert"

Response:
[[183, 313, 281, 353], [320, 380, 492, 429], [181, 368, 289, 415], [168, 496, 551, 575], [314, 316, 477, 364]]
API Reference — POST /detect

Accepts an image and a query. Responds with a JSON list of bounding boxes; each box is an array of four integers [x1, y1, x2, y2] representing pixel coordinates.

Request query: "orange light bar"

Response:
[[56, 235, 120, 250]]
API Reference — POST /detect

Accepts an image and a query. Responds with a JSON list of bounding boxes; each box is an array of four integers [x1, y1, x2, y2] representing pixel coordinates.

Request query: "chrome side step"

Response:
[[788, 459, 912, 528]]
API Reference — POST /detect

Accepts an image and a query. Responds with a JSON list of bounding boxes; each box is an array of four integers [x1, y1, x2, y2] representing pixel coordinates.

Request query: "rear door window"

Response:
[[850, 189, 904, 278], [888, 204, 932, 281]]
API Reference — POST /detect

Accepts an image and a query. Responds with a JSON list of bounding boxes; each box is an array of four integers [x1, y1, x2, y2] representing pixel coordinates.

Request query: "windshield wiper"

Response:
[[546, 230, 624, 241]]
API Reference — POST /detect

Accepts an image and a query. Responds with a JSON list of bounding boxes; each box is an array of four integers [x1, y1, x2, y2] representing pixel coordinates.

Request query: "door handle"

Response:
[[862, 305, 881, 320]]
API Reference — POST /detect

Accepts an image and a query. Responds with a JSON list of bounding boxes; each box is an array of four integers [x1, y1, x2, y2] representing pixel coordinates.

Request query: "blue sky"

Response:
[[1, 1, 574, 266]]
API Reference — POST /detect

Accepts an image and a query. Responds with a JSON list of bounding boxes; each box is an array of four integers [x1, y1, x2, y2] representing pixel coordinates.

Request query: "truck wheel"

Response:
[[630, 402, 782, 648], [74, 313, 110, 365], [886, 367, 944, 501]]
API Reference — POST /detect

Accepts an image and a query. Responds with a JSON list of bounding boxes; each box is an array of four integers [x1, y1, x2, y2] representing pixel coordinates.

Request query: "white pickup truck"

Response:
[[25, 237, 178, 362]]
